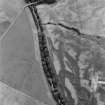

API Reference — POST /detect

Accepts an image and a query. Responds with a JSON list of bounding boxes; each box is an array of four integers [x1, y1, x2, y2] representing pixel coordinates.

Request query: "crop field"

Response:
[[0, 0, 105, 105]]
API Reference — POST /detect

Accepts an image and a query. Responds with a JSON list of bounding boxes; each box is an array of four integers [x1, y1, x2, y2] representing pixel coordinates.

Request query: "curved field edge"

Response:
[[0, 81, 47, 105]]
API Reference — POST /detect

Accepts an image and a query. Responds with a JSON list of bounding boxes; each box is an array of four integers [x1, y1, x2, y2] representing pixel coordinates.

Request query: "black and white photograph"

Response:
[[0, 0, 105, 105]]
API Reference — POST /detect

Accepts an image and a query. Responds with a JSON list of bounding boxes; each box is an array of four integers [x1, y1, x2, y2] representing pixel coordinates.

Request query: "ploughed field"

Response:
[[46, 25, 105, 105], [39, 0, 105, 105]]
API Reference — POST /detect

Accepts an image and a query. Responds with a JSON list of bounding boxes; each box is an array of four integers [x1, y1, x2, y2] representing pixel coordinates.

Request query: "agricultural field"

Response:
[[40, 0, 105, 105], [0, 0, 56, 105], [0, 0, 105, 105]]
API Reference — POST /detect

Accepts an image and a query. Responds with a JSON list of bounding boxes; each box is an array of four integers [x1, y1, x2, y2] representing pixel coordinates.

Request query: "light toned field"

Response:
[[0, 1, 55, 105]]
